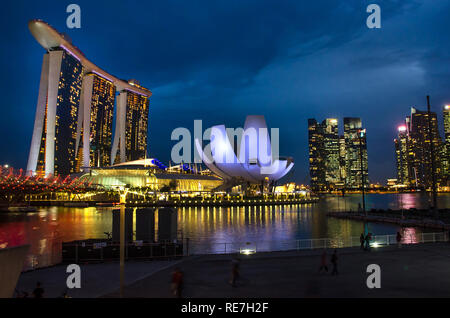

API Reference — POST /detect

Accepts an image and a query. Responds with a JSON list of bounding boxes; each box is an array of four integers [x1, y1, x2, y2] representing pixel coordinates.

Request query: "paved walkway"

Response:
[[105, 243, 450, 298], [16, 243, 450, 298], [16, 259, 182, 298]]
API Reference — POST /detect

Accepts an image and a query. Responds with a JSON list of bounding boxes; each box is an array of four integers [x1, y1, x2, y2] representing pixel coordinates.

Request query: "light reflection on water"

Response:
[[0, 193, 448, 270]]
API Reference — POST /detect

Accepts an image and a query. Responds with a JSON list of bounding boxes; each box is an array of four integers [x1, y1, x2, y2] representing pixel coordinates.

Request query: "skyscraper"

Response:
[[343, 118, 369, 189], [111, 85, 150, 164], [408, 107, 443, 189], [308, 119, 326, 191], [394, 125, 410, 185], [26, 20, 151, 177], [28, 49, 84, 177], [308, 118, 346, 191], [79, 73, 116, 168], [443, 105, 450, 185], [323, 119, 340, 188]]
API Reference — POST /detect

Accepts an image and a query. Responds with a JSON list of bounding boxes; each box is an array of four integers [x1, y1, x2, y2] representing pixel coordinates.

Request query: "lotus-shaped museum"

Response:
[[195, 115, 294, 185]]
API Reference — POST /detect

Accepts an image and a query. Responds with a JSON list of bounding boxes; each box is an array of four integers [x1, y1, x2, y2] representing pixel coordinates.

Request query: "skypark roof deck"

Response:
[[29, 19, 151, 97]]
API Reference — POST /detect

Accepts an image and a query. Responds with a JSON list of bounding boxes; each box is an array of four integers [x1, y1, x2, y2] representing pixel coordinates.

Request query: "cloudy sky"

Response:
[[0, 0, 449, 184]]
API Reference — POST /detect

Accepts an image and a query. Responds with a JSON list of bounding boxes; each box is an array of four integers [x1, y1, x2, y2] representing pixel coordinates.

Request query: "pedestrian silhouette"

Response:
[[331, 250, 338, 275], [318, 250, 328, 273], [360, 233, 365, 250], [171, 267, 184, 298], [32, 282, 44, 298], [396, 231, 402, 248], [230, 258, 241, 287], [365, 233, 371, 251]]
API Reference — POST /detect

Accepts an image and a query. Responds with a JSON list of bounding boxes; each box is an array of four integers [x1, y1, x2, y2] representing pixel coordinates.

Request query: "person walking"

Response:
[[171, 268, 184, 298], [230, 258, 241, 287], [318, 250, 328, 273], [360, 233, 365, 250], [396, 231, 402, 248], [32, 282, 44, 298], [331, 250, 338, 275], [365, 233, 371, 251]]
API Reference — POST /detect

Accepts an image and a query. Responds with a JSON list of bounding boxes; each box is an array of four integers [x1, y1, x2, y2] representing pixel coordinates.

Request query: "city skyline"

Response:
[[308, 117, 369, 191], [1, 1, 450, 183]]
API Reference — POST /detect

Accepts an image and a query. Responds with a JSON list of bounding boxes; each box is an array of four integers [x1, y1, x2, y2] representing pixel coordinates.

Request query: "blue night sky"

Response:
[[0, 0, 449, 184]]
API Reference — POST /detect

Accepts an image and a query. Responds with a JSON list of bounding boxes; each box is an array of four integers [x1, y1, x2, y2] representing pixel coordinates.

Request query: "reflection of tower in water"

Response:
[[158, 208, 178, 242]]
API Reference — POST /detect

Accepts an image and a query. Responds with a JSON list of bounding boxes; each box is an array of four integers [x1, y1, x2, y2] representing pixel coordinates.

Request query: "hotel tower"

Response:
[[26, 20, 151, 177]]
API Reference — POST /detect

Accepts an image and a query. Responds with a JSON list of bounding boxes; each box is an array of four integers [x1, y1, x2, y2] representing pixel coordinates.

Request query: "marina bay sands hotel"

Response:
[[26, 20, 152, 177]]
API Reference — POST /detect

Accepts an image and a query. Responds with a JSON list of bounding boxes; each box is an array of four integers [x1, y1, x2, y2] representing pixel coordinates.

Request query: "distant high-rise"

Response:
[[394, 125, 410, 185], [394, 107, 444, 189], [343, 118, 369, 189], [308, 118, 351, 191], [308, 119, 326, 191], [443, 105, 450, 185], [323, 119, 340, 187], [338, 135, 346, 187], [26, 20, 151, 176], [408, 107, 443, 189]]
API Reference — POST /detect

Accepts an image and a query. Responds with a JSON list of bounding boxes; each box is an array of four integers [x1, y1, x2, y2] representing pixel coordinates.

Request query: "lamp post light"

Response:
[[426, 95, 438, 218], [358, 129, 368, 235]]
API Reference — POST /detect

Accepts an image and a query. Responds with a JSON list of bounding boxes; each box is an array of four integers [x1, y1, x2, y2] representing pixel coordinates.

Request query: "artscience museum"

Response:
[[195, 115, 294, 190]]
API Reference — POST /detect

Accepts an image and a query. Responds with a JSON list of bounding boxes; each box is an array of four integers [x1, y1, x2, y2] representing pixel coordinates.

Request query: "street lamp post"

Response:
[[426, 95, 438, 218], [358, 129, 368, 235]]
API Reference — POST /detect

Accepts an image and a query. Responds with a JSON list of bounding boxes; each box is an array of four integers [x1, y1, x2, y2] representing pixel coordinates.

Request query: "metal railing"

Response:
[[186, 231, 449, 255], [61, 241, 184, 263]]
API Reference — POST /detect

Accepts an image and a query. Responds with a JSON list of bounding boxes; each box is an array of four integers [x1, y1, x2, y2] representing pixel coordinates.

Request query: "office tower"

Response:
[[308, 118, 342, 191], [343, 118, 369, 189], [308, 119, 326, 191], [338, 135, 346, 187], [27, 20, 151, 176], [408, 107, 443, 189], [323, 119, 340, 188], [111, 84, 150, 164], [394, 125, 410, 185], [443, 105, 450, 185]]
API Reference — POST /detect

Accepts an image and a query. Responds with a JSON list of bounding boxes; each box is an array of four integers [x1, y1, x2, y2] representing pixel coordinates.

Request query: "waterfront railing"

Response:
[[186, 231, 449, 255]]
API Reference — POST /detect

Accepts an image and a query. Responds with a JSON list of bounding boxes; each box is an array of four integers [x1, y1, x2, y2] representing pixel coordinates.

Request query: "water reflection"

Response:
[[0, 193, 448, 270]]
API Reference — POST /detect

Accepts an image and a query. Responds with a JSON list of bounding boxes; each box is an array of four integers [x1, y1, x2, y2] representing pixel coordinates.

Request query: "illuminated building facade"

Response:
[[26, 20, 151, 177], [443, 105, 450, 185], [323, 119, 340, 187], [308, 118, 350, 191], [79, 159, 223, 192], [111, 85, 150, 164], [338, 135, 346, 187], [343, 117, 369, 189], [399, 107, 444, 189], [79, 73, 116, 168], [308, 119, 325, 191], [394, 125, 410, 185], [29, 49, 84, 177], [195, 115, 294, 189]]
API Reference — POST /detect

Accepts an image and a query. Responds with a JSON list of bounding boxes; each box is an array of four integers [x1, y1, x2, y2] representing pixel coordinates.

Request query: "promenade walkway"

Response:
[[16, 242, 450, 298]]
